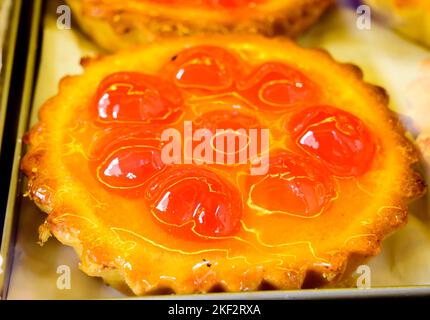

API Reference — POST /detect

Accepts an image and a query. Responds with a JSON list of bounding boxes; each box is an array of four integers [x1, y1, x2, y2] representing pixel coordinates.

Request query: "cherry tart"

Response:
[[22, 36, 425, 295], [66, 0, 335, 51]]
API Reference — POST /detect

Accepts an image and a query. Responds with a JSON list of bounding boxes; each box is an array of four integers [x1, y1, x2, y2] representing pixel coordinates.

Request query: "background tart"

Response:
[[364, 0, 430, 47], [66, 0, 335, 51], [21, 36, 425, 295]]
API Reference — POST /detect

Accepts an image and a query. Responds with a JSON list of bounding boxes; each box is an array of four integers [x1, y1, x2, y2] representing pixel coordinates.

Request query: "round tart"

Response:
[[22, 36, 425, 295], [66, 0, 335, 51]]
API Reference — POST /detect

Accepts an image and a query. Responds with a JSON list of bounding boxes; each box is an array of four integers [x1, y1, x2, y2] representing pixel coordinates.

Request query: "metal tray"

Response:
[[0, 0, 18, 151], [0, 0, 42, 299], [1, 0, 430, 299], [0, 0, 21, 230]]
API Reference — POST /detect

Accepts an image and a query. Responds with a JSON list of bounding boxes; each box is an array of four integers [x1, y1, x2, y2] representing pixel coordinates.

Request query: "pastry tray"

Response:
[[0, 0, 20, 234], [2, 0, 430, 299], [0, 0, 43, 299], [0, 0, 14, 151]]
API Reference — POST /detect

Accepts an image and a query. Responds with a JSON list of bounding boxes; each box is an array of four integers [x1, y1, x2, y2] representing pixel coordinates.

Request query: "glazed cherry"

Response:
[[287, 106, 376, 177], [95, 72, 183, 124], [146, 167, 242, 237], [237, 62, 320, 111], [97, 146, 165, 189], [247, 152, 336, 217], [161, 46, 242, 92]]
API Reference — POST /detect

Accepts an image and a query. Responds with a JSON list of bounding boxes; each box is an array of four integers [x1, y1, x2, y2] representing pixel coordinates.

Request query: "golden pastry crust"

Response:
[[22, 36, 425, 295], [364, 0, 430, 47], [66, 0, 335, 51]]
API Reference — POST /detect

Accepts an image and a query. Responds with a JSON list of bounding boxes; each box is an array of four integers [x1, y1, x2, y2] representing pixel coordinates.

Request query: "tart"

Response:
[[66, 0, 335, 51], [364, 0, 430, 47], [22, 36, 425, 295]]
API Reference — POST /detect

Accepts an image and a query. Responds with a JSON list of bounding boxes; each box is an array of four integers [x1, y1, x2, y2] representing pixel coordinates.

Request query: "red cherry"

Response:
[[95, 72, 183, 124], [237, 62, 320, 111], [97, 146, 165, 189], [146, 167, 242, 237], [287, 106, 376, 177], [160, 46, 243, 93], [247, 152, 336, 217]]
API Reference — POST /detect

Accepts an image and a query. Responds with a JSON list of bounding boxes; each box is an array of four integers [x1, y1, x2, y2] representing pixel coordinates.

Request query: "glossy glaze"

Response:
[[88, 46, 377, 242]]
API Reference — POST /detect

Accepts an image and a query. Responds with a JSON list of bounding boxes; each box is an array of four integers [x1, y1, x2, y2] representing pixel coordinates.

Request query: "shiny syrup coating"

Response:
[[92, 46, 377, 238]]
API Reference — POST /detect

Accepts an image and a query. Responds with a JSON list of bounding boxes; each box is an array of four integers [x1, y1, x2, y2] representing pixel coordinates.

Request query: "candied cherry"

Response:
[[146, 167, 242, 237], [97, 145, 165, 189], [247, 152, 336, 217], [95, 72, 183, 124], [237, 62, 320, 111], [287, 105, 376, 177], [161, 46, 243, 93]]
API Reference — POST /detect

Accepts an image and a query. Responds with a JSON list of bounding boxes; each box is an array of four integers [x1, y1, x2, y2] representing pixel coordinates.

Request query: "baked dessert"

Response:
[[22, 36, 425, 295], [66, 0, 335, 51], [364, 0, 430, 47]]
